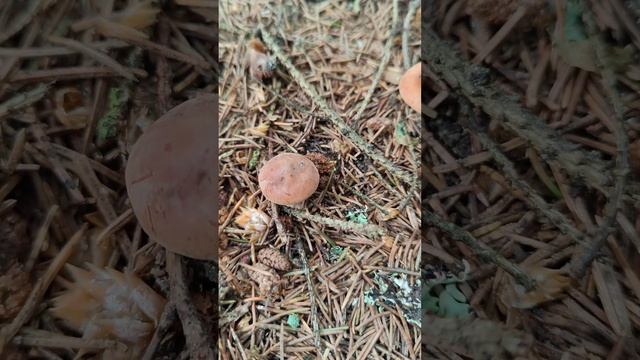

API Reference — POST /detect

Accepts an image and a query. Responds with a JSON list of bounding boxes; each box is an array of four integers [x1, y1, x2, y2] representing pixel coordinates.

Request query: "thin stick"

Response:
[[460, 104, 587, 246], [12, 331, 118, 350], [423, 27, 618, 197], [353, 0, 400, 124], [9, 66, 147, 83], [0, 82, 51, 118], [295, 236, 321, 353], [3, 128, 27, 174], [25, 204, 59, 272], [282, 208, 386, 238], [166, 251, 216, 359], [569, 3, 630, 277], [47, 35, 137, 81], [141, 303, 176, 360], [402, 0, 420, 71], [472, 6, 527, 63]]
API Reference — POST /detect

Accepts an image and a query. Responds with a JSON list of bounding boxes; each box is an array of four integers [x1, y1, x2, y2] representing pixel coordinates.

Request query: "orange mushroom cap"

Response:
[[125, 95, 217, 260], [247, 39, 276, 80], [258, 153, 319, 206], [399, 62, 421, 113]]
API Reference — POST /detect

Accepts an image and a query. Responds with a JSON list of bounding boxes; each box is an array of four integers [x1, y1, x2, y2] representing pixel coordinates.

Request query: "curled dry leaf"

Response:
[[235, 208, 271, 237], [380, 207, 401, 221], [501, 265, 572, 309], [245, 122, 270, 137], [51, 264, 167, 359], [247, 263, 281, 297], [246, 39, 276, 80], [257, 248, 291, 271], [0, 262, 31, 321]]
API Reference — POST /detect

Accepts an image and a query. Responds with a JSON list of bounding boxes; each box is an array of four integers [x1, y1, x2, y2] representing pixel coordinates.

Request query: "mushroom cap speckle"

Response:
[[399, 63, 421, 113], [125, 95, 217, 260], [258, 153, 319, 206]]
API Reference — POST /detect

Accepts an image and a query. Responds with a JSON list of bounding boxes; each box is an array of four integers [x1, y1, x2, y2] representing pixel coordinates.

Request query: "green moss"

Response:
[[97, 87, 129, 142]]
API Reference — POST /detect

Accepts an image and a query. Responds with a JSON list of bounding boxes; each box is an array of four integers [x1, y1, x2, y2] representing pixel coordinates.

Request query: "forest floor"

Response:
[[219, 0, 421, 359], [424, 1, 640, 359], [0, 1, 217, 359]]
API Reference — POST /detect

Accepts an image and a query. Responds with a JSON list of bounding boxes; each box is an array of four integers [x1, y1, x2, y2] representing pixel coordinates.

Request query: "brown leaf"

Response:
[[501, 265, 571, 309]]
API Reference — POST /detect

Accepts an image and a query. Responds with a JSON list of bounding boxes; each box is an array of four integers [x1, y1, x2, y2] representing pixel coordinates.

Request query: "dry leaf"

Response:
[[235, 208, 271, 239], [51, 264, 166, 359], [381, 235, 395, 249], [501, 265, 571, 309], [245, 122, 270, 137], [380, 207, 400, 221]]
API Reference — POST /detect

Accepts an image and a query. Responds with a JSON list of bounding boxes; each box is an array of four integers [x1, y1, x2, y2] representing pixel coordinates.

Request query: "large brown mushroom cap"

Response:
[[125, 95, 217, 260], [399, 63, 421, 113], [258, 153, 319, 206]]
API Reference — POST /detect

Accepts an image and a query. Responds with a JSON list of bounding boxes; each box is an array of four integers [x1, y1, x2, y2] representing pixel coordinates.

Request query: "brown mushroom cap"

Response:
[[258, 153, 319, 206], [399, 62, 421, 113], [125, 95, 217, 260]]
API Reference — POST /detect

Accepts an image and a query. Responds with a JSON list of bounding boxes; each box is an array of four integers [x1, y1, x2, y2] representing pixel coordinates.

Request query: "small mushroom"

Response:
[[247, 38, 276, 80], [125, 95, 217, 260], [399, 62, 421, 113], [258, 153, 319, 207]]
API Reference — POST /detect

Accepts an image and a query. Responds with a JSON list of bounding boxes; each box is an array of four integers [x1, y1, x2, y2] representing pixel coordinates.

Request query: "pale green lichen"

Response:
[[346, 207, 368, 224], [287, 313, 300, 329]]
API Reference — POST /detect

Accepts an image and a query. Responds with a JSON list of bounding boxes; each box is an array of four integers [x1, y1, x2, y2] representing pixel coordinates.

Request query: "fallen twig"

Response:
[[283, 207, 386, 238], [166, 251, 216, 359], [423, 27, 619, 197], [424, 210, 536, 290], [0, 82, 51, 118], [569, 2, 630, 277]]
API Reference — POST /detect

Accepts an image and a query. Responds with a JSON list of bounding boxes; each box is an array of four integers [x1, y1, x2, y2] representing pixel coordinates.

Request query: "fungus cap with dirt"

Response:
[[257, 152, 320, 207], [399, 63, 421, 113], [125, 94, 217, 260]]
